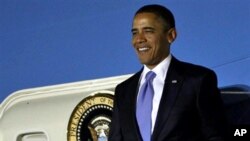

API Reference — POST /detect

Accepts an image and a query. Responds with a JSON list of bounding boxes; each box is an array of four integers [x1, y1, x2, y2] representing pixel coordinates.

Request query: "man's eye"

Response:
[[145, 30, 154, 33], [132, 32, 138, 36]]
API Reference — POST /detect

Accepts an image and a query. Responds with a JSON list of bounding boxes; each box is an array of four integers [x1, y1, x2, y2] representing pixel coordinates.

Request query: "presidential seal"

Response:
[[67, 92, 113, 141]]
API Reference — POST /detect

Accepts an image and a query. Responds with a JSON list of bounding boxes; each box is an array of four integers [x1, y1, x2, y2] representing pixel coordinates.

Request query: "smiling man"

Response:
[[131, 10, 175, 70], [109, 4, 227, 141]]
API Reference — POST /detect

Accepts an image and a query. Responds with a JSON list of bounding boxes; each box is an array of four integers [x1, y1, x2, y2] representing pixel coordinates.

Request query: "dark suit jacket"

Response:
[[109, 57, 227, 141]]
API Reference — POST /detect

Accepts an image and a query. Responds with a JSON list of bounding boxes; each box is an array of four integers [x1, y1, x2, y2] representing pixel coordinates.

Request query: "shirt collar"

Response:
[[141, 54, 172, 82]]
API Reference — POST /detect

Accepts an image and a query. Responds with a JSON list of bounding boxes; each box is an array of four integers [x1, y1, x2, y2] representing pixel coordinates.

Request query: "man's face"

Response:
[[132, 13, 172, 69]]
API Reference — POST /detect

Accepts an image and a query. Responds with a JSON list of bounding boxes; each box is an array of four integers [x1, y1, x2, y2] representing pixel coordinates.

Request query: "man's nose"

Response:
[[136, 33, 146, 43]]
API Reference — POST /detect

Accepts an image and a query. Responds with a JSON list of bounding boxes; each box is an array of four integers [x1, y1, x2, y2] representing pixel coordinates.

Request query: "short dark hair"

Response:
[[135, 4, 175, 29]]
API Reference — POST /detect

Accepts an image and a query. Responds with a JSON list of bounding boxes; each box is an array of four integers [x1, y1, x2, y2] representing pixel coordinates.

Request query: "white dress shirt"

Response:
[[138, 54, 172, 133]]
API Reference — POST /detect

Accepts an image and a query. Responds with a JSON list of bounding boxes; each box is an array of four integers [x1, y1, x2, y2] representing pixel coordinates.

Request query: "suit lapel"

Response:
[[126, 69, 143, 140], [152, 57, 184, 139], [128, 69, 142, 115]]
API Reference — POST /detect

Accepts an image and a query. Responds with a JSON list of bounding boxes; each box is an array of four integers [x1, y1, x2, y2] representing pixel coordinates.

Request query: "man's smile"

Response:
[[137, 47, 150, 52]]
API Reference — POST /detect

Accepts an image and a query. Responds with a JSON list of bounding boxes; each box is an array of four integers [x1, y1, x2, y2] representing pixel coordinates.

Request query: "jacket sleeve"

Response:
[[197, 71, 228, 141], [108, 85, 123, 141]]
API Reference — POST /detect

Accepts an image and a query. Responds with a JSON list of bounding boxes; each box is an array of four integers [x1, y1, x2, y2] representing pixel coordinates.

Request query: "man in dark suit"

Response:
[[109, 4, 227, 141]]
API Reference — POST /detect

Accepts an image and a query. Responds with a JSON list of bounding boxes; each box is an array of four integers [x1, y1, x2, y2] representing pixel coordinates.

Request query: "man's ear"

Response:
[[167, 28, 177, 44]]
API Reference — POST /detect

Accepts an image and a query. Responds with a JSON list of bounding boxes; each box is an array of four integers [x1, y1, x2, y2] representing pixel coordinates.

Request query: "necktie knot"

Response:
[[145, 71, 156, 82]]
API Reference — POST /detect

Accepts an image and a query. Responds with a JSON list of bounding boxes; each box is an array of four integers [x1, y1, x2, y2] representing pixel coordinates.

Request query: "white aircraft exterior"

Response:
[[0, 74, 131, 141]]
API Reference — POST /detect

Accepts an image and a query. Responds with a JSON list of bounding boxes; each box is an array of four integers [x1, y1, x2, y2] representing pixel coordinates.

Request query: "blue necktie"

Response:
[[136, 71, 156, 141]]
